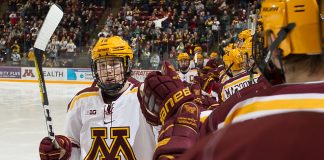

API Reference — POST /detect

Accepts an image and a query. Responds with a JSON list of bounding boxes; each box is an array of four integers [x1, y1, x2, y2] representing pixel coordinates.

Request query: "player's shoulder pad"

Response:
[[67, 86, 99, 111]]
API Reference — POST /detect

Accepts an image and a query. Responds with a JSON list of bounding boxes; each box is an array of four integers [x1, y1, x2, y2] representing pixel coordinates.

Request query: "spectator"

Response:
[[66, 39, 77, 57], [0, 19, 5, 33], [169, 46, 178, 68], [11, 40, 20, 55], [205, 17, 213, 28], [195, 1, 205, 14], [98, 28, 108, 38], [232, 16, 242, 34], [139, 45, 151, 69], [175, 30, 183, 43], [125, 10, 133, 22], [30, 23, 39, 37], [59, 36, 68, 55], [9, 12, 18, 26], [117, 27, 123, 36], [176, 41, 185, 53], [220, 10, 231, 32], [44, 58, 54, 67], [169, 46, 177, 59], [47, 38, 59, 60], [211, 16, 220, 35], [178, 12, 188, 29], [189, 16, 198, 32], [27, 48, 35, 66], [0, 38, 6, 50], [206, 29, 215, 50], [0, 48, 6, 63], [150, 53, 160, 70], [20, 53, 29, 66], [11, 50, 21, 65]]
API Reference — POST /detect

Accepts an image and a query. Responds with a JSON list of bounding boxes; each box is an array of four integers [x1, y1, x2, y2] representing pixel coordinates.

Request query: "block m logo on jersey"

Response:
[[85, 127, 136, 160]]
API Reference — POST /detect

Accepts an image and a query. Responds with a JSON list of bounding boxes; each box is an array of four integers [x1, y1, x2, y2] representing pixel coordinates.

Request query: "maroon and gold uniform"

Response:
[[218, 71, 269, 102], [180, 82, 324, 160]]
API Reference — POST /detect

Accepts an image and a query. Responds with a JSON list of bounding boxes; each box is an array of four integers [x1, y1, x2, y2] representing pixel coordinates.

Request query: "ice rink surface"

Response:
[[0, 81, 90, 160]]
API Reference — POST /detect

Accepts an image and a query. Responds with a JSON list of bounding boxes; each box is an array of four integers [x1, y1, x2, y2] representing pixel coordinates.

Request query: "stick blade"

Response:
[[34, 4, 63, 51]]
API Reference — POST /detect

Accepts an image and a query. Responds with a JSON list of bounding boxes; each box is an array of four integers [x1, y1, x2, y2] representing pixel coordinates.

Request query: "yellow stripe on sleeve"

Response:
[[69, 92, 99, 111], [224, 99, 324, 125]]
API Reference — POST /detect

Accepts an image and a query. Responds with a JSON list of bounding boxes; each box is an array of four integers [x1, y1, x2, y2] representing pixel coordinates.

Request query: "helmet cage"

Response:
[[178, 59, 190, 73], [91, 56, 132, 94]]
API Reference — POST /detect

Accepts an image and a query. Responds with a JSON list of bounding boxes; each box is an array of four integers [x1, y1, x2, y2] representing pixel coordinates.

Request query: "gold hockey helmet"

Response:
[[194, 46, 203, 53], [210, 52, 218, 59], [92, 36, 133, 65], [238, 29, 252, 41], [91, 36, 133, 93], [261, 0, 322, 57], [177, 52, 190, 61]]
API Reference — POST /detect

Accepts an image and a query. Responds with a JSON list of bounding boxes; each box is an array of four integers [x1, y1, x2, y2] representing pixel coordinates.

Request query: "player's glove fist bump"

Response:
[[138, 61, 194, 125], [39, 135, 72, 160]]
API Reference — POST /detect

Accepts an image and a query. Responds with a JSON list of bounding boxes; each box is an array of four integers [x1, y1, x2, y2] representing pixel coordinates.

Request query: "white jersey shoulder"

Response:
[[64, 84, 156, 160]]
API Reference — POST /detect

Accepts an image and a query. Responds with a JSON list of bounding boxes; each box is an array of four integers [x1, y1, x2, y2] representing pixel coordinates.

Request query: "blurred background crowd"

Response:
[[0, 0, 258, 69]]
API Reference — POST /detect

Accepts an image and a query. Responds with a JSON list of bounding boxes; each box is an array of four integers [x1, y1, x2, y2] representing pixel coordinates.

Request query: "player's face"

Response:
[[197, 59, 204, 66], [179, 59, 190, 70], [237, 40, 243, 48], [96, 57, 124, 85]]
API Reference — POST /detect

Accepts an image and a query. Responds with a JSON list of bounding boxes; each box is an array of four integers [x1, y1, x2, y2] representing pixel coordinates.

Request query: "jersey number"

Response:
[[85, 127, 136, 160]]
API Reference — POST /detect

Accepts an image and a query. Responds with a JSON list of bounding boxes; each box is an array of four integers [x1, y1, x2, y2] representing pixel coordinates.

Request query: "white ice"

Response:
[[0, 82, 90, 160]]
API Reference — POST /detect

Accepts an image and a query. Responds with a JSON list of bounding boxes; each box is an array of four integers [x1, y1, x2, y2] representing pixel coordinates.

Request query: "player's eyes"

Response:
[[100, 64, 106, 69]]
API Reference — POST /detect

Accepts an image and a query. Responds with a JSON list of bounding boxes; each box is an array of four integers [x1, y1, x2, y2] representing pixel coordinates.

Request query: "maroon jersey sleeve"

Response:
[[199, 77, 271, 136], [180, 112, 324, 160]]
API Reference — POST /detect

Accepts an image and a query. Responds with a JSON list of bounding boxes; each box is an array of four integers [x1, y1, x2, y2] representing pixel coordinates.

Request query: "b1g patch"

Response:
[[85, 127, 136, 160]]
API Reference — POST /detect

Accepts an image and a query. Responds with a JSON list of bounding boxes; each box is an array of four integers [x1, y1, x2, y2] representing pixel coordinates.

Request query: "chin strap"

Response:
[[257, 23, 296, 84], [102, 80, 130, 95], [224, 62, 234, 78], [180, 66, 190, 74], [259, 23, 296, 71]]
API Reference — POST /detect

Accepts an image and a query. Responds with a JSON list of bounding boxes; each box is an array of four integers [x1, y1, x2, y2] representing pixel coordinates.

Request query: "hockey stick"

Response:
[[224, 62, 234, 77], [33, 4, 63, 148]]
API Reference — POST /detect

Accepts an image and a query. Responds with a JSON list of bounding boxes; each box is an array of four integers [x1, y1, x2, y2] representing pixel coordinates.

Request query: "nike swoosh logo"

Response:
[[104, 120, 115, 125]]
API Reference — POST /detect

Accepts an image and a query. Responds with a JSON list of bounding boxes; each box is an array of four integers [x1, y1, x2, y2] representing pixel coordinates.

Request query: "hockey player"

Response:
[[194, 53, 205, 70], [180, 0, 324, 159], [193, 46, 203, 57], [39, 36, 157, 160], [238, 29, 254, 69], [215, 40, 272, 103], [177, 52, 198, 83], [216, 43, 238, 83], [209, 52, 218, 61]]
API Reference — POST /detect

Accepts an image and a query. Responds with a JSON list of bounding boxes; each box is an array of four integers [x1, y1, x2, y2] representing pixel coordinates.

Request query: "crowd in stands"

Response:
[[0, 0, 105, 67], [0, 0, 258, 69], [108, 0, 257, 69]]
